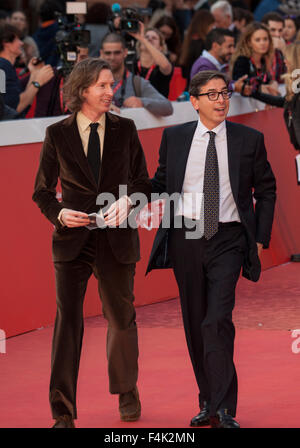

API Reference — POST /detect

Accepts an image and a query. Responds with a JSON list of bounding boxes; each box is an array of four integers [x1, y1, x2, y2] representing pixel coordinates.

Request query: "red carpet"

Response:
[[1, 262, 300, 428]]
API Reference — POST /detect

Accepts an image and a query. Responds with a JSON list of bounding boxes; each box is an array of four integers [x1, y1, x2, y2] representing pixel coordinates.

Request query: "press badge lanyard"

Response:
[[137, 61, 156, 80], [113, 69, 130, 107], [59, 77, 69, 114]]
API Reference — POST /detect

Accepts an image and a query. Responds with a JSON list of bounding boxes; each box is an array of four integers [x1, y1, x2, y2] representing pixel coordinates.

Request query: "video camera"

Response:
[[55, 2, 90, 77]]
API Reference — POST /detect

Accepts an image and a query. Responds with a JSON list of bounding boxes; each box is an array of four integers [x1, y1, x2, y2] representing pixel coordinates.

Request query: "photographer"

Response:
[[131, 21, 173, 98], [34, 46, 89, 117], [100, 33, 173, 116], [0, 23, 54, 116], [32, 0, 63, 67], [10, 9, 39, 66]]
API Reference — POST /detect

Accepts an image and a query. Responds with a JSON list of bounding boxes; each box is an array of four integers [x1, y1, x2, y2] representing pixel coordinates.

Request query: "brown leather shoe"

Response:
[[52, 415, 75, 428], [119, 386, 141, 422]]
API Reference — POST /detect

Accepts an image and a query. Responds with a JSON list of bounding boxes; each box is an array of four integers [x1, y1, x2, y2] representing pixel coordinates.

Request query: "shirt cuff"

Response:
[[57, 208, 67, 226]]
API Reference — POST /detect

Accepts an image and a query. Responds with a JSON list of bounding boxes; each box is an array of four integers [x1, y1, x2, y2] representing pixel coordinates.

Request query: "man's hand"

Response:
[[234, 75, 252, 96], [61, 209, 90, 227], [103, 196, 132, 227], [33, 65, 54, 87], [29, 57, 54, 87], [257, 243, 263, 258], [123, 96, 143, 108], [272, 36, 286, 52], [28, 57, 44, 72], [260, 81, 280, 96]]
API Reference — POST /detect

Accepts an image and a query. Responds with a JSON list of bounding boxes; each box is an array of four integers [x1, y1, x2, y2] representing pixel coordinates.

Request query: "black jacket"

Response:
[[255, 91, 300, 151], [146, 120, 276, 282]]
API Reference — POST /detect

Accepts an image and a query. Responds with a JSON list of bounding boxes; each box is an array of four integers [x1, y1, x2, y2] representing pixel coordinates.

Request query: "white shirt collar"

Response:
[[196, 118, 226, 138], [201, 50, 222, 71]]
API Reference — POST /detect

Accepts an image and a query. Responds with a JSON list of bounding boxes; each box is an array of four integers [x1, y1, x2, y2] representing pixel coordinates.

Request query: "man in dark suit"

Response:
[[146, 71, 276, 428], [33, 58, 151, 427]]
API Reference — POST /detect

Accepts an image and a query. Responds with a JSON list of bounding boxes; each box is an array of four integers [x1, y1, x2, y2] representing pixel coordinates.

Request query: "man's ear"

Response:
[[81, 87, 87, 101], [190, 95, 199, 112], [123, 47, 128, 58], [211, 41, 219, 53]]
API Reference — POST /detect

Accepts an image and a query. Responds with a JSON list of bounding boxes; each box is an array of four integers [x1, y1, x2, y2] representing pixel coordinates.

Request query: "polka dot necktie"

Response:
[[87, 123, 101, 183], [203, 131, 219, 240]]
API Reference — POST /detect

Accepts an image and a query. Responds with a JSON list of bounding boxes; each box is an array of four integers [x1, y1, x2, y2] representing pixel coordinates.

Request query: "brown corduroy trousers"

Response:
[[49, 230, 138, 419]]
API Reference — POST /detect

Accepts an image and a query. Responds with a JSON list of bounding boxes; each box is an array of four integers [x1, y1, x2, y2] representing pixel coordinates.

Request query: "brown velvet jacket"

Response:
[[32, 112, 151, 264]]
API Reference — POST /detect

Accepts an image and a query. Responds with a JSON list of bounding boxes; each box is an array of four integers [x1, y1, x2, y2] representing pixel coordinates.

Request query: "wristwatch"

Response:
[[31, 81, 41, 89]]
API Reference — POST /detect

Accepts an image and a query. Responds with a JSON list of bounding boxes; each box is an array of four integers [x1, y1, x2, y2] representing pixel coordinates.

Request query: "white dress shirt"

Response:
[[176, 118, 240, 223]]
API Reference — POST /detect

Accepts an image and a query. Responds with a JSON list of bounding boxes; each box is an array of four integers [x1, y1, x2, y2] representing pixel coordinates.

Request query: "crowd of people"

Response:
[[0, 0, 299, 124]]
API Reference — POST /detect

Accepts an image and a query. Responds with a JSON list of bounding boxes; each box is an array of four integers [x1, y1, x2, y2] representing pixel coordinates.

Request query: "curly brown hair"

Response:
[[63, 58, 111, 112], [230, 22, 274, 75]]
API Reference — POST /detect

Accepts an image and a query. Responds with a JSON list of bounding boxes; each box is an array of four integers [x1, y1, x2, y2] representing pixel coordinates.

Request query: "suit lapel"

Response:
[[61, 113, 97, 188], [60, 112, 120, 190], [226, 120, 242, 202]]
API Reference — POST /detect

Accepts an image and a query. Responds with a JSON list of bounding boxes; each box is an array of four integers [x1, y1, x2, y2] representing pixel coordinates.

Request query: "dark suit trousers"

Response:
[[168, 219, 247, 417], [50, 230, 138, 419]]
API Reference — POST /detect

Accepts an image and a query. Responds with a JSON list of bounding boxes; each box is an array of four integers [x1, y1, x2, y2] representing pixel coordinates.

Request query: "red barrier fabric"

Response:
[[1, 108, 300, 338], [168, 67, 186, 101]]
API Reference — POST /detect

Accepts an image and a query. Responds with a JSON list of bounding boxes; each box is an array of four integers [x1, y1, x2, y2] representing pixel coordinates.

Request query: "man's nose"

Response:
[[217, 93, 226, 103], [107, 85, 113, 96]]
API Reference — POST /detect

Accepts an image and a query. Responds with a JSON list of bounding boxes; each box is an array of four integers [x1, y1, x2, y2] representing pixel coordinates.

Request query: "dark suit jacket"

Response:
[[146, 120, 276, 282], [33, 112, 151, 264]]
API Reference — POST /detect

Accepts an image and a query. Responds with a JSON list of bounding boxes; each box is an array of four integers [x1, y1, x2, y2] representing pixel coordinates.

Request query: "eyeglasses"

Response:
[[194, 90, 233, 101]]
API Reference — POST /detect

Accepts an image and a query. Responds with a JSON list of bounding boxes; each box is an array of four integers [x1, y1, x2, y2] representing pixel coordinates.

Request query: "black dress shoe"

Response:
[[52, 415, 75, 428], [119, 386, 141, 422], [210, 409, 240, 428], [190, 401, 210, 427]]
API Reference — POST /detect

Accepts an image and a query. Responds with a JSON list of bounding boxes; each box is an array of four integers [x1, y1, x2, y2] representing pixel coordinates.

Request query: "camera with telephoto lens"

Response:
[[55, 2, 90, 77]]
